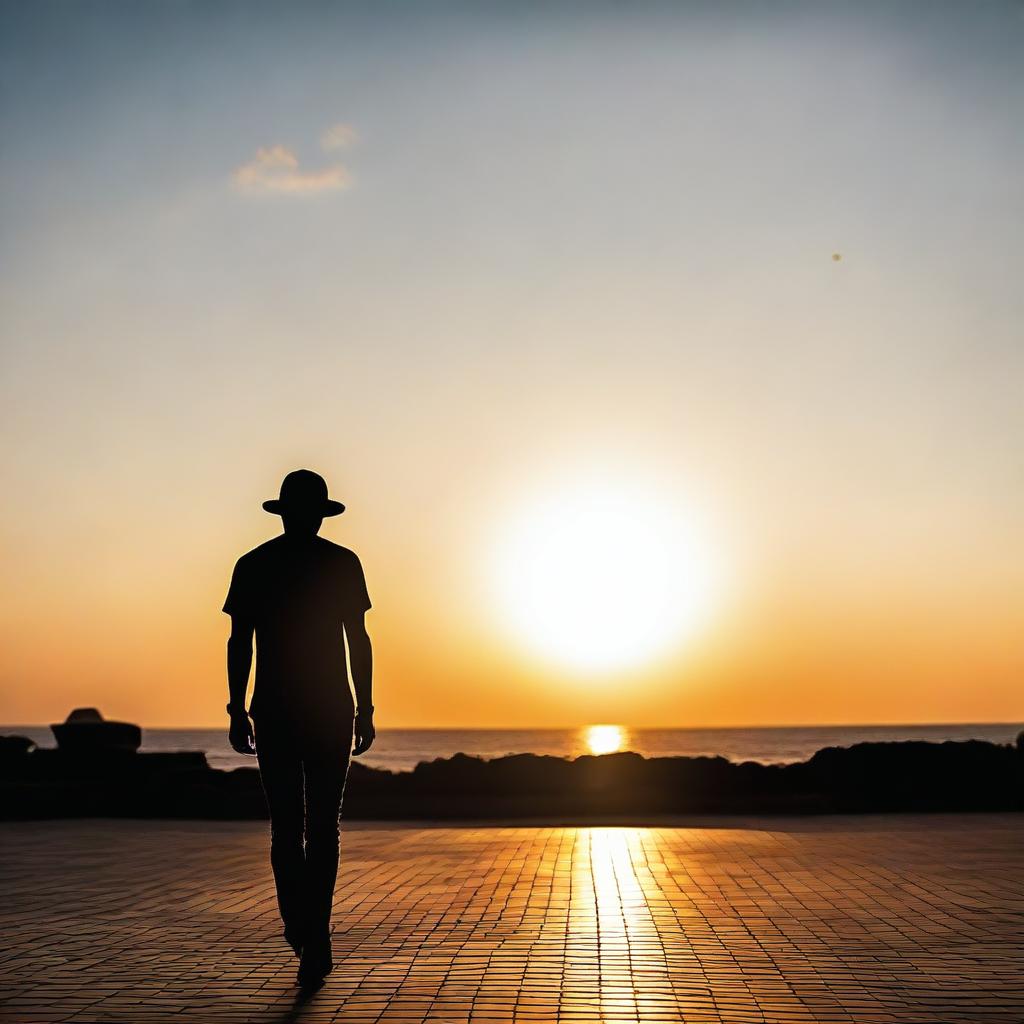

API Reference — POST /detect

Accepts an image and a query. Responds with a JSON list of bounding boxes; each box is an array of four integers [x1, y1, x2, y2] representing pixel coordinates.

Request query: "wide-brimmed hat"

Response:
[[263, 469, 345, 517]]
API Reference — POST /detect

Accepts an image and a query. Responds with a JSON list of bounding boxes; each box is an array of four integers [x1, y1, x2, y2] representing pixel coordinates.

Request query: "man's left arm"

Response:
[[346, 612, 374, 755]]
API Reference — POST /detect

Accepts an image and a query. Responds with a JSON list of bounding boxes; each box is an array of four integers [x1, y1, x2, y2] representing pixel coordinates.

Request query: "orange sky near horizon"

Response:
[[1, 2, 1022, 729], [1, 443, 1021, 729]]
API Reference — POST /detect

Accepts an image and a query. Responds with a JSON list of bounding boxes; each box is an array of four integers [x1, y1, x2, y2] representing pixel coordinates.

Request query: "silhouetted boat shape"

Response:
[[50, 708, 141, 754]]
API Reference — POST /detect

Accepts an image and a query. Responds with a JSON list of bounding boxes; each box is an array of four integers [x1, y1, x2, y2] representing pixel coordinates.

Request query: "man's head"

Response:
[[262, 469, 344, 537]]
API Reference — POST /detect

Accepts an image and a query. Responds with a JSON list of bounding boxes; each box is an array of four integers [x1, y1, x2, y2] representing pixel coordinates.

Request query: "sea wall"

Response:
[[1, 734, 1022, 820]]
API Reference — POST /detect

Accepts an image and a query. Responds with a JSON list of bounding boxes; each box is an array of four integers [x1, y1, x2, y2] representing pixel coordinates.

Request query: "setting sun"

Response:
[[492, 481, 718, 673]]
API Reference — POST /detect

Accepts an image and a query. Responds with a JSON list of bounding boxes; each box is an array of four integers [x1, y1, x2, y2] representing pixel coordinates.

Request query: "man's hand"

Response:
[[228, 710, 256, 756], [353, 709, 375, 756]]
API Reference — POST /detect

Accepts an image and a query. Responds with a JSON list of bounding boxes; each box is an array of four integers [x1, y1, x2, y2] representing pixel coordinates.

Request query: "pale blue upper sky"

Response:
[[1, 1, 1022, 725]]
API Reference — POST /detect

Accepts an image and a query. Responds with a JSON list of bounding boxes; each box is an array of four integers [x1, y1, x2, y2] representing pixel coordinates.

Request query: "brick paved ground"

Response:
[[1, 817, 1022, 1023]]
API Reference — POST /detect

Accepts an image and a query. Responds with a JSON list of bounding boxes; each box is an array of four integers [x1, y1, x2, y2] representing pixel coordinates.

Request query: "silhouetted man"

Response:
[[223, 469, 374, 988]]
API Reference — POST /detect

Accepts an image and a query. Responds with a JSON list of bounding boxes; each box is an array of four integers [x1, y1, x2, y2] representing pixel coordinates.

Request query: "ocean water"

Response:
[[5, 723, 1021, 773]]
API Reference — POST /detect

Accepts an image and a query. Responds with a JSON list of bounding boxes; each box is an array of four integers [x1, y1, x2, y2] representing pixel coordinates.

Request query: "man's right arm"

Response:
[[226, 615, 256, 756]]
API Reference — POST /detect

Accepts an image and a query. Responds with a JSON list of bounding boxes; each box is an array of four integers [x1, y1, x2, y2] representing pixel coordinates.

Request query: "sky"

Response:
[[1, 0, 1022, 728]]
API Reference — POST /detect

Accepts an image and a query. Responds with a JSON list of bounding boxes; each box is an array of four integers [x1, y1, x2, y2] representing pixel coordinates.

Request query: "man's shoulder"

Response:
[[234, 536, 286, 567], [315, 537, 361, 565]]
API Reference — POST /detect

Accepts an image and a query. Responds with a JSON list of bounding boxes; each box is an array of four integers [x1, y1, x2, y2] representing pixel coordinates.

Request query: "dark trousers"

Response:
[[255, 716, 353, 941]]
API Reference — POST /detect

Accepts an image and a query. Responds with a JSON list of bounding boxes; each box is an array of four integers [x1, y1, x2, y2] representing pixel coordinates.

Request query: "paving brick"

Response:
[[0, 817, 1021, 1022]]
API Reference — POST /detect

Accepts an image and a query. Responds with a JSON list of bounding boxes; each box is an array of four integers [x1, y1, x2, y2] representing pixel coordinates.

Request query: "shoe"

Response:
[[296, 936, 332, 989]]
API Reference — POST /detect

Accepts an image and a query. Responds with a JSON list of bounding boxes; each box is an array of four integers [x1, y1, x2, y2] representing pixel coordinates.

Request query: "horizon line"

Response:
[[6, 720, 1023, 732]]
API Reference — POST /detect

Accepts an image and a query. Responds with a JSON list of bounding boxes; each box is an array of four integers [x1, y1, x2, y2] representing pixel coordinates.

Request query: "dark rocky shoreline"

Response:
[[2, 732, 1022, 820]]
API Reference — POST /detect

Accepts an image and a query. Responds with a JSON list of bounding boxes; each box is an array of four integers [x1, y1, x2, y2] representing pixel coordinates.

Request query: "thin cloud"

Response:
[[321, 122, 358, 151], [232, 144, 350, 196]]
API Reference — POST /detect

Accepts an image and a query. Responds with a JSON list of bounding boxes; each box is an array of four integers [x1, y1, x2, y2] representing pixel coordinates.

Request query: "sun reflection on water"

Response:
[[583, 724, 627, 756]]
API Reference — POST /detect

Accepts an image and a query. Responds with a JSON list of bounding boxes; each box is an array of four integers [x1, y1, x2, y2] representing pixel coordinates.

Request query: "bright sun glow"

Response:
[[584, 724, 626, 755], [493, 480, 718, 672]]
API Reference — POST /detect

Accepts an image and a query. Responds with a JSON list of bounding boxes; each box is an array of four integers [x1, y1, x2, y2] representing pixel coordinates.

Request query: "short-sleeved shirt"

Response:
[[223, 535, 370, 721]]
